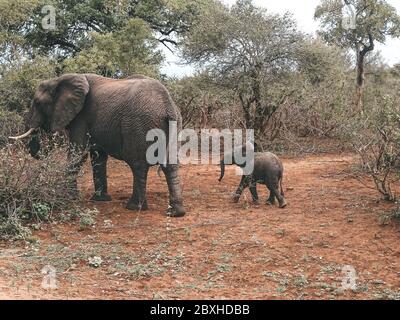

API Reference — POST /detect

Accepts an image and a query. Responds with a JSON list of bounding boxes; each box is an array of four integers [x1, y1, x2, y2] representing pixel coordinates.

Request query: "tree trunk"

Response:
[[239, 93, 253, 129], [356, 51, 365, 112], [355, 34, 374, 114]]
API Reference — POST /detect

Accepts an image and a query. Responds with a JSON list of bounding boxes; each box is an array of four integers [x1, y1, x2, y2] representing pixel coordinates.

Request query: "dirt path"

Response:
[[1, 153, 399, 299]]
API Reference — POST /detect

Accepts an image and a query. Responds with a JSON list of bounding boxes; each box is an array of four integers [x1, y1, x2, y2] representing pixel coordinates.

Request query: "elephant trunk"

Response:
[[28, 134, 41, 159], [218, 159, 225, 182]]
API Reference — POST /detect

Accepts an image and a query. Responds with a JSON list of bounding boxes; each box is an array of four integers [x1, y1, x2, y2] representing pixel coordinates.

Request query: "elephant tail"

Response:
[[279, 173, 284, 197]]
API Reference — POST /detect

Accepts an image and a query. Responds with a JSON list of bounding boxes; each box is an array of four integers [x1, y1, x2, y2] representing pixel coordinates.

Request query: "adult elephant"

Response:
[[10, 73, 186, 217]]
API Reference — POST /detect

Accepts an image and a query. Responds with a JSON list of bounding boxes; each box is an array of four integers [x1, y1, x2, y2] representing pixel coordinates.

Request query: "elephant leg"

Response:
[[249, 180, 259, 204], [66, 146, 88, 199], [90, 150, 111, 201], [126, 161, 149, 211], [66, 119, 89, 199], [266, 184, 276, 205], [161, 164, 186, 217], [233, 176, 249, 203], [269, 179, 287, 208]]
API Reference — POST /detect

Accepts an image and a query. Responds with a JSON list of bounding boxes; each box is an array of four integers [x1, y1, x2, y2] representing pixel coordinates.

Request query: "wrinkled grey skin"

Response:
[[219, 151, 287, 208], [24, 73, 186, 217]]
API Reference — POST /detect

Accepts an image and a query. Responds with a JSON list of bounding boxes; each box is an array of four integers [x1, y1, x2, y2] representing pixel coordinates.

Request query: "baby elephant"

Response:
[[219, 151, 287, 208]]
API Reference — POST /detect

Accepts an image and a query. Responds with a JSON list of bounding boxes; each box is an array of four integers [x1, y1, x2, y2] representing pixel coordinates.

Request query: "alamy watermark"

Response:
[[41, 5, 56, 30], [341, 265, 357, 290], [342, 1, 356, 30], [41, 265, 57, 289], [146, 122, 255, 176]]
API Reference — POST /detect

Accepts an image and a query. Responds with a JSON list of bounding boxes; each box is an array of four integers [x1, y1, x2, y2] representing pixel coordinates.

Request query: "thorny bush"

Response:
[[0, 137, 89, 240]]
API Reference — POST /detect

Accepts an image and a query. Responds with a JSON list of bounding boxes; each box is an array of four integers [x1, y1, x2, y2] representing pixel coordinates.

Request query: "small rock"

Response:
[[104, 220, 113, 228], [88, 256, 103, 268]]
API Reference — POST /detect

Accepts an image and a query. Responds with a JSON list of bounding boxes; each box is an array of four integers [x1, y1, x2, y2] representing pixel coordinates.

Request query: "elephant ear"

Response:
[[51, 74, 89, 132]]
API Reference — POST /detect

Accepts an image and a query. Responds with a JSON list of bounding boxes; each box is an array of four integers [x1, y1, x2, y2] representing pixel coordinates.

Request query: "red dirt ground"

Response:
[[0, 152, 399, 299]]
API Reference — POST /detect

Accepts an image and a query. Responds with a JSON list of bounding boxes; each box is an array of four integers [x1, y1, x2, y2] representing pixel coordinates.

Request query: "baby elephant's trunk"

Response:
[[218, 160, 225, 182]]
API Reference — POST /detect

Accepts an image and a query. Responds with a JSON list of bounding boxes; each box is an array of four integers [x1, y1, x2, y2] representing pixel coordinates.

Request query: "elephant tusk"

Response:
[[9, 128, 36, 140]]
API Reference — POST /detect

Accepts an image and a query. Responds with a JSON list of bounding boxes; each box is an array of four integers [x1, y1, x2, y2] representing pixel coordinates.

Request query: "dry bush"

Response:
[[0, 139, 86, 240], [344, 95, 400, 201], [0, 110, 24, 147]]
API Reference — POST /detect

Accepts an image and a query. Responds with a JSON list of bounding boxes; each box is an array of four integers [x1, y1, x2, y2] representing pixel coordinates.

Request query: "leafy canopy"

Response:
[[63, 18, 163, 78], [315, 0, 400, 49], [15, 0, 214, 58]]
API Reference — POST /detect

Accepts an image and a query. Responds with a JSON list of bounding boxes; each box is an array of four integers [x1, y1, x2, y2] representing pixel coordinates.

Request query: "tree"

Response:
[[289, 38, 354, 138], [17, 0, 212, 59], [63, 18, 163, 78], [181, 0, 302, 142], [167, 72, 238, 129], [392, 63, 400, 77], [0, 56, 57, 112], [126, 0, 214, 51], [315, 0, 400, 112], [0, 0, 39, 69]]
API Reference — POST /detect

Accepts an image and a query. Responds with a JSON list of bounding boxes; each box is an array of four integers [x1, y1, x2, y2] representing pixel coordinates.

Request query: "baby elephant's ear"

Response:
[[51, 74, 89, 132]]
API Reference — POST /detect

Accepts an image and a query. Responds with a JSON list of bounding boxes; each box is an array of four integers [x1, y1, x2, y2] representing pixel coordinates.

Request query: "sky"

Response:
[[161, 0, 400, 77]]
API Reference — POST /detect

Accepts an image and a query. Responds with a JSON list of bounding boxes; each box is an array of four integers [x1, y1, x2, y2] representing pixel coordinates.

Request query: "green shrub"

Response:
[[78, 208, 98, 231]]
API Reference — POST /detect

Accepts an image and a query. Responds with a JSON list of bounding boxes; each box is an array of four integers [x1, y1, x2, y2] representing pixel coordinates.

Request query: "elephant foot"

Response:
[[90, 193, 112, 202], [279, 200, 287, 209], [266, 198, 276, 206], [126, 199, 148, 211], [166, 203, 186, 217]]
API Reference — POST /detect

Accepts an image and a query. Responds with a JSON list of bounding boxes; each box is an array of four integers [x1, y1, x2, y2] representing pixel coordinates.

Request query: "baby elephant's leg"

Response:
[[274, 180, 287, 208], [267, 179, 287, 208], [233, 175, 249, 203], [266, 184, 276, 205], [249, 180, 259, 204]]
